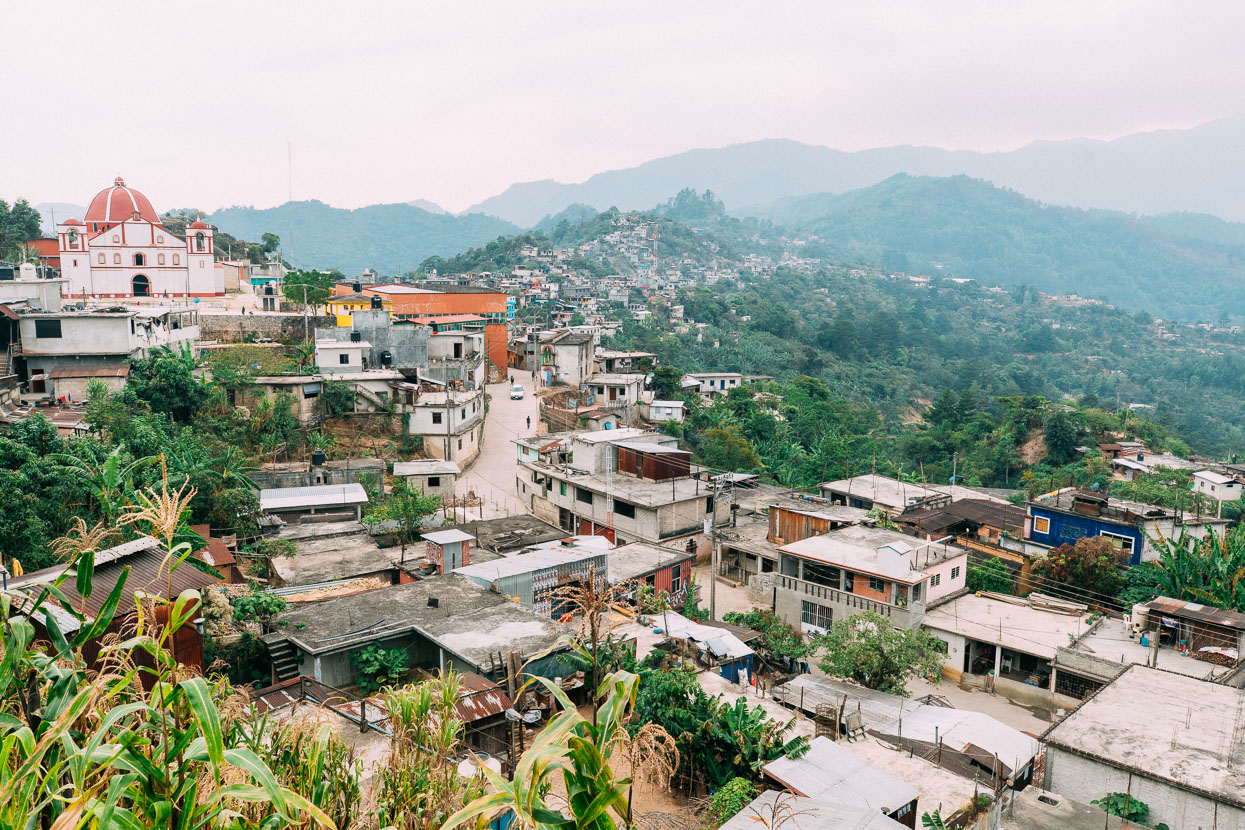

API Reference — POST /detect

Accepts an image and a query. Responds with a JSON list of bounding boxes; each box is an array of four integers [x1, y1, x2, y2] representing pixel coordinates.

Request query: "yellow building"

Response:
[[326, 292, 392, 327]]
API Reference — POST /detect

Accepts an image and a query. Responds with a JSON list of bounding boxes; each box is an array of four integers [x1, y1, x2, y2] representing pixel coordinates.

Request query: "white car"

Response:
[[510, 384, 525, 400]]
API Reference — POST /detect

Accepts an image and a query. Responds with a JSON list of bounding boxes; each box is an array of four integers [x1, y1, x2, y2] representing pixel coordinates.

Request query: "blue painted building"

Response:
[[1027, 489, 1228, 566]]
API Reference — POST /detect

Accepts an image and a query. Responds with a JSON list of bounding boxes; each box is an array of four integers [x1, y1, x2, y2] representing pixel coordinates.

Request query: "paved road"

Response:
[[456, 372, 542, 519]]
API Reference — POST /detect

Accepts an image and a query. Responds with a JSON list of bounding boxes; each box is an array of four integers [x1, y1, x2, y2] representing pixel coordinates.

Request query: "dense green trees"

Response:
[[0, 198, 42, 260], [630, 666, 807, 792]]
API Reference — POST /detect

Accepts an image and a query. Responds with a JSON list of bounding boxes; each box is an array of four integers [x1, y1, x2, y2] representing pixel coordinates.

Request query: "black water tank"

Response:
[[370, 295, 383, 309], [350, 330, 362, 342], [380, 350, 393, 366], [311, 449, 327, 466], [0, 266, 14, 281], [353, 281, 362, 293]]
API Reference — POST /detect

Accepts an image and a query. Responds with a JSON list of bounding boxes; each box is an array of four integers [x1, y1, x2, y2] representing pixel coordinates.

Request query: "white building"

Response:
[[392, 459, 459, 501], [57, 178, 223, 299], [1192, 470, 1242, 504], [315, 339, 372, 374], [585, 373, 646, 406], [642, 400, 685, 423], [686, 371, 744, 396]]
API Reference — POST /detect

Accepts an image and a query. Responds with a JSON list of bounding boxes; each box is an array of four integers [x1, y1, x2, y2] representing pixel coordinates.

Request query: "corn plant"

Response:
[[442, 670, 650, 830], [375, 672, 487, 830], [0, 465, 339, 829]]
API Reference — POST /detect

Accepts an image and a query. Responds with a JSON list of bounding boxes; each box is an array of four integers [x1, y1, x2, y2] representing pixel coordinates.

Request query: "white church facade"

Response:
[[56, 178, 223, 299]]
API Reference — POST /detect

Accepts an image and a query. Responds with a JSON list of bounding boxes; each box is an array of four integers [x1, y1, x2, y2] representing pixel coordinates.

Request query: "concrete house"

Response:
[[263, 575, 573, 687], [769, 525, 968, 633], [537, 330, 595, 388], [19, 306, 199, 393], [585, 373, 645, 406], [641, 399, 685, 423], [392, 459, 460, 501], [1043, 665, 1245, 830], [453, 539, 611, 617], [516, 428, 728, 548], [685, 371, 744, 396], [1192, 470, 1243, 506]]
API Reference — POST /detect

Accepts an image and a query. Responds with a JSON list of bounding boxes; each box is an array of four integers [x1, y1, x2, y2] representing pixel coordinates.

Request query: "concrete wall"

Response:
[[1045, 747, 1245, 830], [772, 574, 923, 632], [199, 313, 335, 343], [249, 459, 385, 490], [331, 309, 429, 371]]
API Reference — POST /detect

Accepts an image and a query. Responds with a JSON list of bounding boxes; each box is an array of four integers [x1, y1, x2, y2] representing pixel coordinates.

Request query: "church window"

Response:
[[195, 232, 206, 252], [158, 254, 165, 265], [112, 235, 119, 243], [134, 253, 145, 266], [199, 260, 204, 268], [67, 230, 78, 247], [173, 255, 180, 265], [98, 254, 105, 264], [72, 259, 78, 267], [157, 236, 164, 243], [113, 254, 121, 264]]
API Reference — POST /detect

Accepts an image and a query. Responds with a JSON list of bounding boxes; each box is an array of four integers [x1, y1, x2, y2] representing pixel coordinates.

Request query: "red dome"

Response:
[[62, 217, 83, 226], [188, 221, 210, 229], [84, 177, 160, 229]]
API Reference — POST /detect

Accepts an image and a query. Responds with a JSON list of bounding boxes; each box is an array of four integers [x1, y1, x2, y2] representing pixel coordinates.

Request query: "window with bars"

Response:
[[801, 601, 833, 630]]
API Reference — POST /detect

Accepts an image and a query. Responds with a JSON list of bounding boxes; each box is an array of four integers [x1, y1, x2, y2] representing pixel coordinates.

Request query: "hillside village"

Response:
[[6, 178, 1245, 830]]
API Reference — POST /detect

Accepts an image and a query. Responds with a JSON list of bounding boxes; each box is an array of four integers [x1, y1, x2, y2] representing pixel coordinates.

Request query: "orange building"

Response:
[[336, 283, 509, 373]]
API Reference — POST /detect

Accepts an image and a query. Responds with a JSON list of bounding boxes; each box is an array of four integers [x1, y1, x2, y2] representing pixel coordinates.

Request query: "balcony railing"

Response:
[[775, 574, 900, 618]]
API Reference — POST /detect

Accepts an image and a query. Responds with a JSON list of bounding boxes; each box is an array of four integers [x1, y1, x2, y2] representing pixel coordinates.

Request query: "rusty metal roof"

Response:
[[455, 672, 513, 721], [1145, 596, 1245, 633]]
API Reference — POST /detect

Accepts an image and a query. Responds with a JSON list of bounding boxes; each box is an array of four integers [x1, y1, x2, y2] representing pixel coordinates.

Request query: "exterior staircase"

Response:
[[265, 637, 300, 683]]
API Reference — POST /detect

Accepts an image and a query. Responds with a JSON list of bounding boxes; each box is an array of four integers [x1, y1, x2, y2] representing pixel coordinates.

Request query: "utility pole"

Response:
[[710, 477, 721, 621], [300, 283, 310, 342]]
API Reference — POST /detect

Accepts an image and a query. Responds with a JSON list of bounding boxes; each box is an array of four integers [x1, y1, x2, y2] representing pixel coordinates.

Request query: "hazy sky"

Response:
[[5, 1, 1242, 214]]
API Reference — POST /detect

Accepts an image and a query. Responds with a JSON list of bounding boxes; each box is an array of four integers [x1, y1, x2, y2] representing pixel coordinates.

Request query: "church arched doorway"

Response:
[[132, 274, 150, 297]]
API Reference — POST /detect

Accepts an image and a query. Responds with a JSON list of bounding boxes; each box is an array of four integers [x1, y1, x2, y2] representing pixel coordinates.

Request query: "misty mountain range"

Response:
[[467, 114, 1245, 225]]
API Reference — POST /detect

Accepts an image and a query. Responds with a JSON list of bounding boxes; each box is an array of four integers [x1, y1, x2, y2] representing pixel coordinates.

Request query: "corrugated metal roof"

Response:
[[259, 483, 368, 511], [657, 610, 754, 661], [764, 737, 919, 811], [1145, 596, 1245, 633], [455, 672, 513, 721], [49, 365, 130, 379], [11, 539, 221, 622], [454, 546, 606, 581], [720, 792, 906, 830]]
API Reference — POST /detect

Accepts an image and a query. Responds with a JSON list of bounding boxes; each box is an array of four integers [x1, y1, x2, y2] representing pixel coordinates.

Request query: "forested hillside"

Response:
[[754, 175, 1245, 321], [609, 266, 1245, 460], [208, 200, 519, 275]]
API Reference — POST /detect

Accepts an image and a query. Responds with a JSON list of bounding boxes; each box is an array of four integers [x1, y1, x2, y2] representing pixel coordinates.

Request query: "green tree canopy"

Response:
[[0, 198, 42, 260], [817, 611, 945, 695]]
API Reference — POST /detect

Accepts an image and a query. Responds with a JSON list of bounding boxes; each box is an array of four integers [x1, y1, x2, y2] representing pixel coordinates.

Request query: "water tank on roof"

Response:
[[353, 281, 362, 293], [19, 263, 36, 281], [380, 350, 393, 366], [350, 330, 362, 343], [371, 295, 383, 309], [311, 449, 327, 466], [0, 266, 14, 281]]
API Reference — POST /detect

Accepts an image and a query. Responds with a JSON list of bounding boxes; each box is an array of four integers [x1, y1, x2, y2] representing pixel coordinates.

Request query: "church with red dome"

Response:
[[56, 178, 223, 299]]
